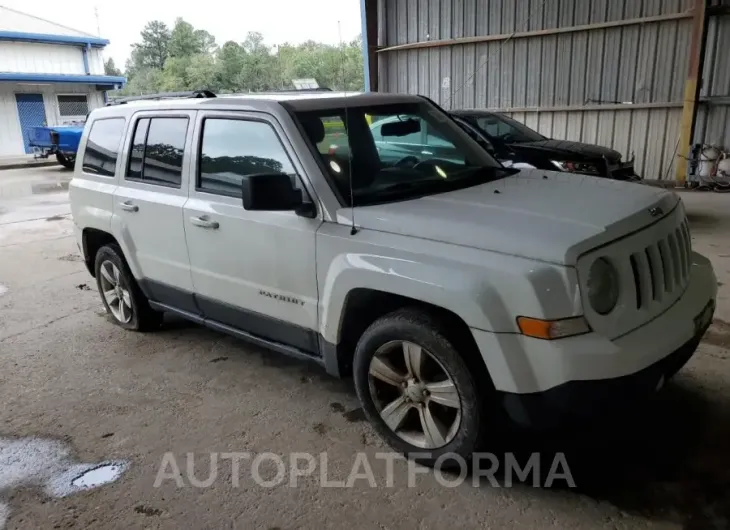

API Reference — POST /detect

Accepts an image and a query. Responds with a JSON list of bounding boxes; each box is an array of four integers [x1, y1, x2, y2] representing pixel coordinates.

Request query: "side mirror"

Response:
[[241, 173, 303, 211]]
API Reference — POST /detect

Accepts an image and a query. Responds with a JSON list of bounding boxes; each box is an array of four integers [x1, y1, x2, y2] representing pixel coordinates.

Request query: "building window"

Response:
[[82, 118, 126, 177], [126, 117, 188, 188], [57, 95, 89, 117], [198, 118, 295, 197]]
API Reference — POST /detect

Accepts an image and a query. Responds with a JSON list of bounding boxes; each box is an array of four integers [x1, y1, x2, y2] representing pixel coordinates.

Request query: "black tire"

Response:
[[56, 153, 75, 170], [94, 244, 162, 331], [353, 308, 485, 466]]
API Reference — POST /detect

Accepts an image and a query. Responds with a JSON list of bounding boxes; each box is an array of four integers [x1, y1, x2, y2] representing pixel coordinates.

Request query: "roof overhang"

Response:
[[0, 31, 109, 48], [0, 73, 126, 89]]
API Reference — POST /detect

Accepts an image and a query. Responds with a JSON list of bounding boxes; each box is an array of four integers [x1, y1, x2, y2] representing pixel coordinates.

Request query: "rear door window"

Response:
[[125, 117, 189, 188], [82, 118, 126, 177]]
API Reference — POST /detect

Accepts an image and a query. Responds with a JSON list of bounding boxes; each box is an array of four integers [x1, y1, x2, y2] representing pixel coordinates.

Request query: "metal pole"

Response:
[[360, 0, 378, 91], [676, 0, 709, 184]]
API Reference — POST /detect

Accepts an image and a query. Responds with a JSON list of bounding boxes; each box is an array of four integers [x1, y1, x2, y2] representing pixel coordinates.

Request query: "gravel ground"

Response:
[[1, 167, 730, 530]]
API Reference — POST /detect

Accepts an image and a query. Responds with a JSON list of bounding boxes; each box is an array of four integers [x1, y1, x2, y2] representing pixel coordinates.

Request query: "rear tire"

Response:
[[94, 244, 162, 331], [353, 308, 485, 466], [56, 153, 75, 170]]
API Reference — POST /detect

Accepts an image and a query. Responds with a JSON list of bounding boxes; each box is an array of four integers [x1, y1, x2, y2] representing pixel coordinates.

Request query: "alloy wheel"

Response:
[[367, 340, 462, 449], [99, 260, 133, 324]]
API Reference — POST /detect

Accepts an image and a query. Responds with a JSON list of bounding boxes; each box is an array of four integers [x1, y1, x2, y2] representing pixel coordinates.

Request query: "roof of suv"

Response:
[[91, 91, 426, 118]]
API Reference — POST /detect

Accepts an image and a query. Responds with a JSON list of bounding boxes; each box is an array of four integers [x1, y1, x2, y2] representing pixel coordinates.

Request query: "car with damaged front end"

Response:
[[70, 91, 716, 464]]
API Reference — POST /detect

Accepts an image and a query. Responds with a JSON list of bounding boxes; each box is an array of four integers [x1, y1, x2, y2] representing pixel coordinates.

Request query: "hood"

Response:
[[512, 139, 622, 163], [340, 169, 677, 265]]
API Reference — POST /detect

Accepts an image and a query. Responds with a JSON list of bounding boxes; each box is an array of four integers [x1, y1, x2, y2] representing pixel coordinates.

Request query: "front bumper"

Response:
[[470, 251, 717, 428], [499, 312, 712, 429]]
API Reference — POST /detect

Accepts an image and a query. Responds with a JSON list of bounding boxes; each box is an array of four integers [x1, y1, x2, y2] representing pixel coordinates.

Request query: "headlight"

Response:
[[550, 160, 600, 175], [587, 258, 619, 315]]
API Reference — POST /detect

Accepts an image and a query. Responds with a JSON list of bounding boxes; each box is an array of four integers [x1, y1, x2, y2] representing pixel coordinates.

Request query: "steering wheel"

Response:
[[394, 155, 419, 167]]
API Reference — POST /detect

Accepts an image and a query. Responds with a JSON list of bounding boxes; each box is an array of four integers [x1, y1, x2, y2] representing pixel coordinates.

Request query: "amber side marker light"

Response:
[[516, 316, 591, 340]]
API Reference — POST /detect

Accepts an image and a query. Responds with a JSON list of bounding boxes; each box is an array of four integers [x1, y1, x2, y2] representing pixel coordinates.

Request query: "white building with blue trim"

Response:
[[0, 6, 126, 157]]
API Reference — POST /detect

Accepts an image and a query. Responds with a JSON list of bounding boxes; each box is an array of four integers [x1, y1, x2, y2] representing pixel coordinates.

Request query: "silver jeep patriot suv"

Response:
[[70, 90, 717, 462]]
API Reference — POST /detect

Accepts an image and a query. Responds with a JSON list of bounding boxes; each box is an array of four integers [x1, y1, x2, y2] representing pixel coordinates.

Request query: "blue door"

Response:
[[15, 94, 47, 154]]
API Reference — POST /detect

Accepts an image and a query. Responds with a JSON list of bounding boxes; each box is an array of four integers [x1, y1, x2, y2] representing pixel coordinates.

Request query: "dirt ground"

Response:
[[1, 166, 730, 530]]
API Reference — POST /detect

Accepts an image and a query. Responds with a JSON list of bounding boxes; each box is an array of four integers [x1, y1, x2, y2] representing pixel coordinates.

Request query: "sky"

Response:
[[2, 0, 363, 68]]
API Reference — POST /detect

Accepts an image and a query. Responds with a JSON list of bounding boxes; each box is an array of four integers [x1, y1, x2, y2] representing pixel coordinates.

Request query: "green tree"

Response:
[[237, 32, 277, 92], [130, 20, 170, 71], [187, 54, 218, 90], [123, 67, 164, 95], [195, 30, 218, 55], [216, 41, 245, 91], [169, 18, 202, 58], [158, 56, 188, 91], [115, 19, 364, 97], [104, 57, 122, 77]]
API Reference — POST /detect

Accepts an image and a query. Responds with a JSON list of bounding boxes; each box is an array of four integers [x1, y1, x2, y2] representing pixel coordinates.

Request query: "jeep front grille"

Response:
[[628, 219, 691, 309], [576, 201, 692, 339]]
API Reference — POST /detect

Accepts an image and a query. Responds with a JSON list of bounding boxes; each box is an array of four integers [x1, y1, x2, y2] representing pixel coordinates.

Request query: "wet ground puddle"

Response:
[[0, 436, 128, 529]]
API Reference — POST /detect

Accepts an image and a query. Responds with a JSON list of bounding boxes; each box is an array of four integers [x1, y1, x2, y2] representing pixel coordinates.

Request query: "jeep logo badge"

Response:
[[649, 207, 663, 217]]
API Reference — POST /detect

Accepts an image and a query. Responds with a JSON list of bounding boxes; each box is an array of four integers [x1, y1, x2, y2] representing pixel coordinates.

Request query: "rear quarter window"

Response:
[[82, 118, 126, 177]]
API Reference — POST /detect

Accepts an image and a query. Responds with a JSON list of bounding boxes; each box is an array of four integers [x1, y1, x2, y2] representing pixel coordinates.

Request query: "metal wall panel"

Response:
[[0, 42, 86, 75], [378, 0, 730, 178], [87, 48, 105, 76], [702, 106, 730, 146], [696, 14, 730, 150], [706, 15, 730, 96]]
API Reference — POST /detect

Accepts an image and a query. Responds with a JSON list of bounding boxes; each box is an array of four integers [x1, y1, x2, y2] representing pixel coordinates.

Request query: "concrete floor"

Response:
[[1, 166, 730, 529]]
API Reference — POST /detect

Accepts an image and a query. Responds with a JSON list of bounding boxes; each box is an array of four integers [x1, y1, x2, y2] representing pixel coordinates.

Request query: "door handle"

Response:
[[119, 201, 138, 212], [190, 215, 219, 229]]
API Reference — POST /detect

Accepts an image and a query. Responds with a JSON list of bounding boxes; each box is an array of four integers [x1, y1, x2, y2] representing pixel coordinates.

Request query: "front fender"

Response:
[[318, 252, 510, 342], [316, 226, 583, 345]]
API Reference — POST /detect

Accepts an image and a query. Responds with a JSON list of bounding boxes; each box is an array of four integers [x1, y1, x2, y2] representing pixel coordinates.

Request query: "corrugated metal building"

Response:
[[362, 0, 730, 180], [0, 6, 126, 157]]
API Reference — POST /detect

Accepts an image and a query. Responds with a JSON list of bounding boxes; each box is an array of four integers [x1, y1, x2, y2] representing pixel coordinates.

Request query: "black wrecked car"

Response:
[[451, 110, 640, 181]]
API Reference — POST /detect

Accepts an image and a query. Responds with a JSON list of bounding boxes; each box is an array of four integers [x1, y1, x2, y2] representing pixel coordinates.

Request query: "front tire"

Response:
[[94, 244, 162, 331], [353, 308, 484, 465], [56, 153, 75, 170]]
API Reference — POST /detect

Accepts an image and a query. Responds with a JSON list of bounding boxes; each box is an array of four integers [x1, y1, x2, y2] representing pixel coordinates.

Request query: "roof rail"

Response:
[[226, 87, 333, 97], [260, 87, 333, 93], [106, 90, 216, 106]]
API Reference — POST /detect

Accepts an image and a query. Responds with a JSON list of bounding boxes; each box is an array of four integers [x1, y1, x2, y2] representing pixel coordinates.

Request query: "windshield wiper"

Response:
[[363, 180, 442, 196], [457, 165, 518, 182], [353, 166, 518, 205]]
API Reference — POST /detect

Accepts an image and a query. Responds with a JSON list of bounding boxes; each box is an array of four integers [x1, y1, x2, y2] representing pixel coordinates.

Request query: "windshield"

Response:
[[294, 102, 507, 207], [474, 114, 545, 143]]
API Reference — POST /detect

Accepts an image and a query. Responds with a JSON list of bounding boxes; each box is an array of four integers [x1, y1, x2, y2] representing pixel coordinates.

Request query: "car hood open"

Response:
[[340, 169, 678, 265]]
